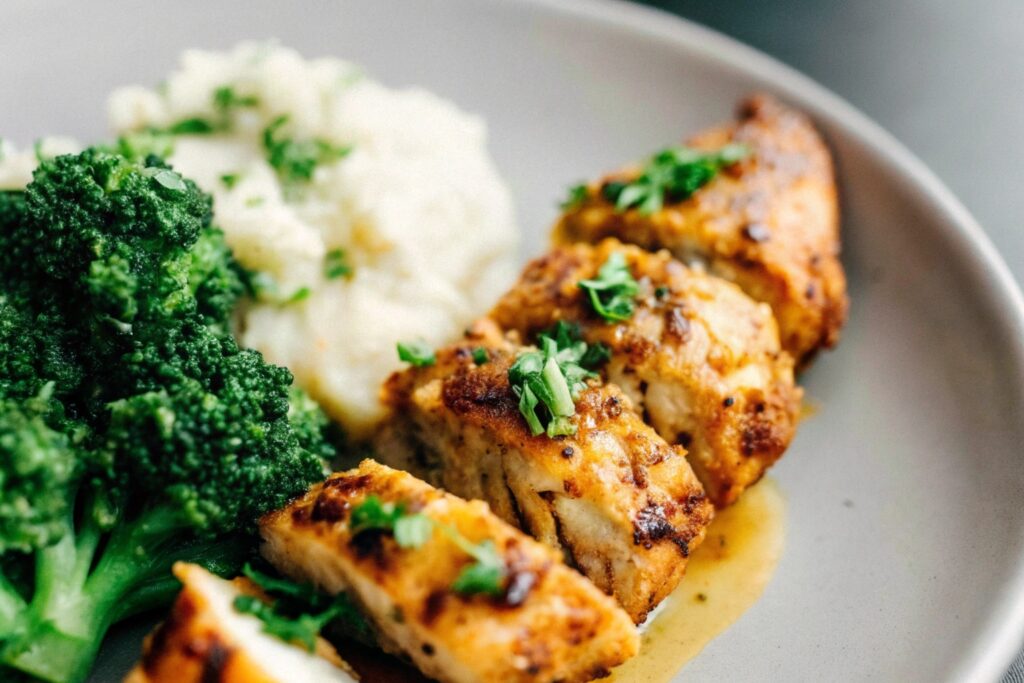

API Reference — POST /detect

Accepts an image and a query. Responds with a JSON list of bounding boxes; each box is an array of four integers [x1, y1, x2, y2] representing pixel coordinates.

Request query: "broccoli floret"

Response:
[[0, 150, 332, 682]]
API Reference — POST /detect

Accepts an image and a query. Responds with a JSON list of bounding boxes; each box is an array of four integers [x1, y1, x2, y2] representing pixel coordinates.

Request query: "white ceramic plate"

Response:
[[4, 1, 1024, 681]]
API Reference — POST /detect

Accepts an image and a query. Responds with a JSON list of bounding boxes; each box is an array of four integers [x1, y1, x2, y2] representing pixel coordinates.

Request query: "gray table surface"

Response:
[[639, 1, 1024, 679]]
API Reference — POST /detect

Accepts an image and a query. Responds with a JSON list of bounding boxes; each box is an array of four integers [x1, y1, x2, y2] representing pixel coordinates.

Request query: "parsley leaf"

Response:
[[397, 340, 436, 367], [263, 115, 351, 185], [214, 85, 260, 112], [538, 321, 611, 371], [602, 143, 749, 215], [324, 248, 353, 280], [472, 347, 489, 365], [450, 540, 506, 597], [394, 513, 435, 548], [167, 117, 217, 135], [561, 183, 589, 210], [509, 333, 599, 438], [220, 172, 241, 189], [235, 563, 372, 651], [577, 252, 639, 322]]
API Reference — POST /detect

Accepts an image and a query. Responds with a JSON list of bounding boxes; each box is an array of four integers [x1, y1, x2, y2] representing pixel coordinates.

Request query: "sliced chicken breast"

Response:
[[554, 94, 847, 365], [125, 563, 357, 683], [488, 240, 801, 506], [377, 321, 713, 621], [259, 460, 639, 683]]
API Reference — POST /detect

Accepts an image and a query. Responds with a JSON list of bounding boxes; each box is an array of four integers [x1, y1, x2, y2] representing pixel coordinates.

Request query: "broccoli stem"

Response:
[[0, 504, 236, 683]]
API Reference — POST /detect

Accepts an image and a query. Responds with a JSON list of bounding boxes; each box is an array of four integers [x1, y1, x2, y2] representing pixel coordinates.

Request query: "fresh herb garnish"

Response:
[[220, 172, 241, 189], [263, 115, 351, 185], [539, 321, 611, 370], [113, 129, 175, 161], [214, 85, 260, 112], [288, 286, 311, 304], [234, 563, 372, 651], [397, 340, 435, 367], [167, 117, 217, 135], [602, 143, 749, 215], [561, 183, 589, 210], [348, 498, 507, 597], [472, 347, 489, 365], [324, 248, 353, 280], [577, 252, 639, 322], [508, 334, 597, 438]]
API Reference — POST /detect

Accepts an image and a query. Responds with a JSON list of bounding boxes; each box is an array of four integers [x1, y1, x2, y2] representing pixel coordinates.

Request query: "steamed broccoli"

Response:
[[0, 150, 332, 682]]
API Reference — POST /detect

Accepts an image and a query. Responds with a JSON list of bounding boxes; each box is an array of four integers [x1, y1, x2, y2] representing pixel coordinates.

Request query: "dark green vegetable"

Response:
[[263, 115, 351, 185], [397, 340, 435, 367], [560, 183, 588, 210], [577, 252, 639, 323], [0, 149, 333, 683], [233, 563, 371, 652], [600, 143, 749, 215]]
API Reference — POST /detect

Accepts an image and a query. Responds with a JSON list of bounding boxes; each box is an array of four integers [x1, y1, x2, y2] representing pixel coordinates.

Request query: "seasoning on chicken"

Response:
[[488, 240, 801, 507], [259, 460, 640, 683], [125, 563, 358, 683], [377, 320, 714, 621], [554, 94, 847, 365]]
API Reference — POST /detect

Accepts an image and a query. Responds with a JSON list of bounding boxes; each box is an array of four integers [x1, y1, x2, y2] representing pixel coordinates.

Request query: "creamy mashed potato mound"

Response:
[[107, 43, 519, 438]]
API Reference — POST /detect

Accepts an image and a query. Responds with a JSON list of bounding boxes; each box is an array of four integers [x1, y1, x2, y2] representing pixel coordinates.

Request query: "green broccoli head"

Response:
[[106, 325, 326, 534], [0, 387, 78, 555]]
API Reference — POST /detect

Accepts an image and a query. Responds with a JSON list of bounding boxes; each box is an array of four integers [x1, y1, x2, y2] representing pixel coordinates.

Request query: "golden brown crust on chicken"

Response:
[[553, 94, 847, 364], [125, 563, 356, 683], [259, 460, 639, 683], [378, 323, 713, 621], [488, 240, 801, 507]]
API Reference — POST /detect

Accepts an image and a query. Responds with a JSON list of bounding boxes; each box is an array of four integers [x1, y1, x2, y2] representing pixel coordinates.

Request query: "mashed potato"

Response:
[[108, 43, 519, 439]]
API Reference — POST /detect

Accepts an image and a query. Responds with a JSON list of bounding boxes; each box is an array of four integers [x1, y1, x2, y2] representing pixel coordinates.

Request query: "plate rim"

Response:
[[504, 0, 1024, 679]]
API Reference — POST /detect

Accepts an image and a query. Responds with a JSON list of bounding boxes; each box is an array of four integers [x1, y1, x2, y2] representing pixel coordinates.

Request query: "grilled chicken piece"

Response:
[[125, 563, 357, 683], [260, 460, 639, 683], [377, 320, 713, 621], [554, 94, 847, 365], [488, 240, 801, 507]]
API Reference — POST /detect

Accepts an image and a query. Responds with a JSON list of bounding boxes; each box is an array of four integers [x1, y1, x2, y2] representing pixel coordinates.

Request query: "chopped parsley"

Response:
[[324, 248, 353, 280], [578, 252, 639, 322], [348, 497, 507, 597], [508, 333, 597, 438], [112, 129, 175, 161], [472, 347, 489, 365], [397, 340, 436, 367], [560, 183, 589, 210], [220, 172, 242, 189], [263, 115, 351, 185], [602, 143, 749, 214], [167, 117, 217, 135], [214, 85, 260, 112], [539, 321, 611, 371], [233, 563, 372, 651], [287, 286, 311, 304]]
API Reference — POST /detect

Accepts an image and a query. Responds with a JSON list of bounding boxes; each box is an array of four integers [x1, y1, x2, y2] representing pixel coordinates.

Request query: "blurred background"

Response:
[[641, 0, 1024, 284]]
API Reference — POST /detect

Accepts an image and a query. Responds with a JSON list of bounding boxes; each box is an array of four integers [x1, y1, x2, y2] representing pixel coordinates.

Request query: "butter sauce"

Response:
[[610, 478, 786, 682]]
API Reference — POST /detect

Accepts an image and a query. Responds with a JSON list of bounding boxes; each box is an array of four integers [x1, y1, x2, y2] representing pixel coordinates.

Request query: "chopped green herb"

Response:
[[509, 333, 598, 438], [538, 321, 611, 371], [394, 513, 435, 548], [602, 143, 749, 215], [235, 563, 372, 651], [561, 183, 589, 210], [324, 248, 353, 280], [263, 115, 351, 185], [220, 172, 241, 189], [472, 347, 489, 365], [113, 129, 175, 161], [450, 539, 506, 597], [577, 252, 640, 322], [167, 117, 217, 135], [214, 85, 260, 112], [287, 286, 311, 304], [397, 340, 435, 367], [655, 285, 670, 299], [245, 196, 265, 207]]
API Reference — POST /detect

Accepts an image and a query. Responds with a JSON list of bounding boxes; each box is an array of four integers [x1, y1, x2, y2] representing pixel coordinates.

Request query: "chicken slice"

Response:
[[377, 321, 713, 622], [553, 94, 848, 365], [125, 563, 357, 683], [259, 460, 639, 683], [488, 240, 801, 507]]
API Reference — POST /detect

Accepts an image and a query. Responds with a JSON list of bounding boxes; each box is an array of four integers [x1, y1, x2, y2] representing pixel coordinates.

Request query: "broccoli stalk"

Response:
[[0, 151, 332, 682]]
